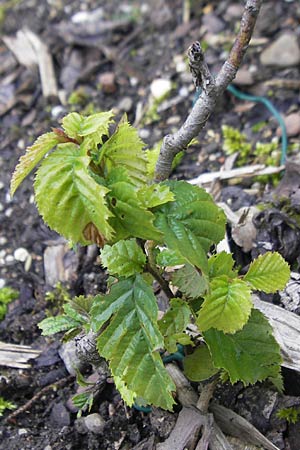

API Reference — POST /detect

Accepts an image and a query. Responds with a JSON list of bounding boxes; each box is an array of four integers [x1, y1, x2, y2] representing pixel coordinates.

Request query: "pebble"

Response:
[[117, 97, 133, 112], [202, 13, 225, 33], [5, 207, 13, 217], [50, 402, 70, 427], [150, 78, 172, 100], [83, 413, 105, 434], [51, 105, 66, 120], [276, 113, 300, 137], [234, 68, 254, 86], [0, 279, 5, 289], [0, 237, 7, 245], [58, 340, 85, 375], [5, 255, 14, 264], [14, 247, 30, 262], [98, 72, 117, 94], [0, 181, 4, 190], [44, 446, 52, 450], [260, 33, 300, 67], [225, 4, 244, 20], [178, 86, 189, 98], [139, 128, 150, 140], [18, 428, 28, 436]]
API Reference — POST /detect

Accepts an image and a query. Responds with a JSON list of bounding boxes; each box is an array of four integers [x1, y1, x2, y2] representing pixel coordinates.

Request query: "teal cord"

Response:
[[193, 84, 288, 165], [227, 85, 287, 165]]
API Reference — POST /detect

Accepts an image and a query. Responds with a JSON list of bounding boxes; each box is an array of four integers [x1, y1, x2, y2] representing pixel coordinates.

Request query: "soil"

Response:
[[1, 1, 300, 449]]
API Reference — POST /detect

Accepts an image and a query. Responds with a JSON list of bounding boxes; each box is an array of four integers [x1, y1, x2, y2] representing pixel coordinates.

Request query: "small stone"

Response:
[[5, 207, 13, 217], [0, 181, 4, 190], [260, 33, 300, 67], [234, 68, 254, 86], [75, 417, 88, 434], [202, 13, 225, 33], [0, 279, 5, 289], [51, 105, 66, 119], [18, 428, 28, 436], [225, 4, 244, 20], [0, 237, 7, 245], [14, 247, 30, 262], [150, 78, 172, 100], [276, 113, 300, 137], [83, 413, 105, 434], [179, 86, 189, 97], [59, 341, 85, 375], [50, 402, 70, 427], [44, 445, 52, 450], [5, 255, 14, 263], [139, 129, 150, 140], [98, 72, 117, 94], [118, 97, 133, 112]]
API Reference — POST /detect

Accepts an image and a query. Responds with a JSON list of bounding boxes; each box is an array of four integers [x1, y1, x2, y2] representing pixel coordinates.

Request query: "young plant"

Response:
[[11, 110, 290, 410]]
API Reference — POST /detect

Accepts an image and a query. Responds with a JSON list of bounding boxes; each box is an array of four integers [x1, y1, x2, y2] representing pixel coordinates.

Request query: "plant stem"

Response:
[[145, 240, 174, 299], [154, 0, 263, 182]]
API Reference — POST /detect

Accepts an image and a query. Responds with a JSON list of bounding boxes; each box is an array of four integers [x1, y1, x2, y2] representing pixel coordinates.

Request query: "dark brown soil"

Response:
[[1, 1, 300, 449]]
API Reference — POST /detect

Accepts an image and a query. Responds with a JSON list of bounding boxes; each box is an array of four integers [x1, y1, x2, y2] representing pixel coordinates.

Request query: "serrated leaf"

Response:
[[38, 314, 82, 336], [79, 111, 114, 137], [184, 345, 219, 382], [101, 239, 146, 277], [61, 112, 84, 140], [100, 118, 148, 187], [91, 276, 175, 410], [154, 181, 226, 274], [172, 264, 208, 299], [244, 252, 290, 293], [204, 308, 283, 387], [34, 143, 114, 245], [208, 252, 237, 279], [11, 132, 61, 196], [107, 178, 162, 242], [146, 142, 161, 179], [158, 298, 192, 353], [197, 276, 252, 333], [156, 248, 186, 267], [137, 184, 175, 208], [114, 376, 136, 406], [72, 392, 94, 417]]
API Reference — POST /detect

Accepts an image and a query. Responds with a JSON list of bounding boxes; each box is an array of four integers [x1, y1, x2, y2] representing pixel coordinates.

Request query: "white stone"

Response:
[[0, 237, 7, 245], [5, 255, 15, 263], [150, 78, 172, 100], [51, 105, 66, 119], [0, 203, 4, 212], [0, 279, 5, 289], [0, 182, 4, 190], [18, 428, 28, 436], [139, 129, 150, 140], [179, 86, 189, 97], [5, 207, 13, 217], [14, 247, 30, 262]]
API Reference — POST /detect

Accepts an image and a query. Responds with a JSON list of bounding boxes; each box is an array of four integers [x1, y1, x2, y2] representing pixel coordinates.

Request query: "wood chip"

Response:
[[0, 341, 41, 369]]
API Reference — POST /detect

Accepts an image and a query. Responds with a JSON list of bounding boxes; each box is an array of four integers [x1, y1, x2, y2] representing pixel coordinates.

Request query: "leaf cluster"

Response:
[[12, 111, 291, 411]]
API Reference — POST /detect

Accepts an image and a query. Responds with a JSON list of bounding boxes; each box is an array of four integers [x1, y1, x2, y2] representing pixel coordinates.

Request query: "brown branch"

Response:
[[154, 0, 263, 182]]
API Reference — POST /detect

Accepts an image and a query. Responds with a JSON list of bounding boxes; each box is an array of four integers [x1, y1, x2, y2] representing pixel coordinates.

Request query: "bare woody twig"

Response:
[[154, 0, 263, 182]]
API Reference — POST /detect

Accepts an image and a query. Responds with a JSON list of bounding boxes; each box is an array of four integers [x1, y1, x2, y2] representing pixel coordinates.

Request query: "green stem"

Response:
[[145, 241, 174, 299]]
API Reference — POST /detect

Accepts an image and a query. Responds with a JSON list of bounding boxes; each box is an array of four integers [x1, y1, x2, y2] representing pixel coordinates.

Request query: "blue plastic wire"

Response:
[[193, 84, 288, 165], [226, 84, 288, 165]]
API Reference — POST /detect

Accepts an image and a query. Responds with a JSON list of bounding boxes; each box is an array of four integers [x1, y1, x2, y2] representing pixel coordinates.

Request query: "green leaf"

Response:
[[100, 117, 148, 187], [197, 276, 252, 333], [208, 252, 237, 279], [156, 248, 186, 267], [72, 392, 94, 417], [204, 308, 283, 387], [61, 112, 84, 140], [146, 142, 160, 179], [158, 298, 192, 353], [38, 314, 82, 336], [34, 143, 114, 245], [101, 239, 146, 277], [91, 276, 175, 410], [62, 111, 114, 149], [172, 264, 208, 299], [184, 345, 219, 382], [154, 181, 226, 274], [243, 252, 290, 293], [107, 177, 162, 242], [137, 184, 175, 208], [11, 132, 61, 195]]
